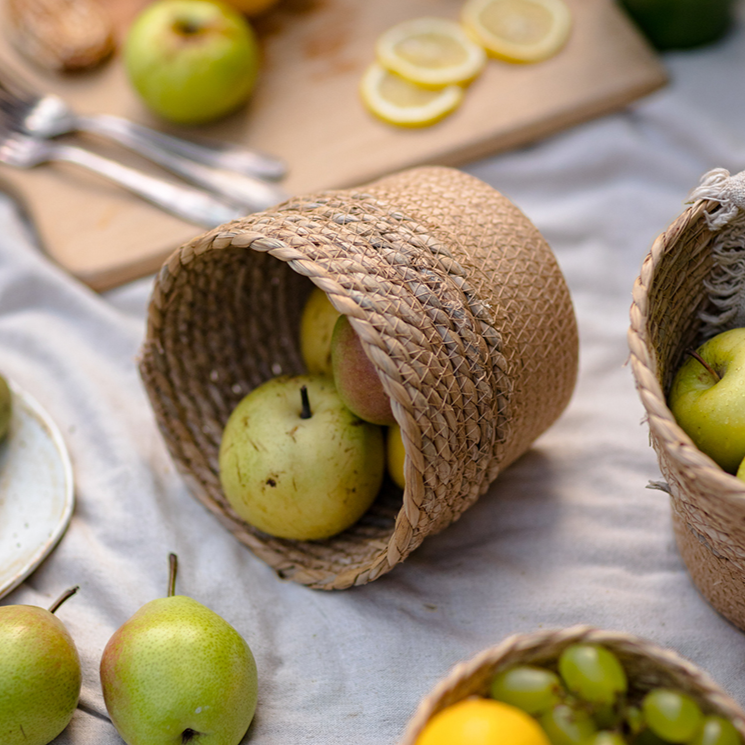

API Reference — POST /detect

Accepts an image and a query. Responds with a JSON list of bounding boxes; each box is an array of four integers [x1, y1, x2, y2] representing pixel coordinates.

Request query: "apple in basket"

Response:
[[123, 0, 261, 125], [330, 315, 397, 426], [668, 327, 745, 475], [218, 375, 386, 540]]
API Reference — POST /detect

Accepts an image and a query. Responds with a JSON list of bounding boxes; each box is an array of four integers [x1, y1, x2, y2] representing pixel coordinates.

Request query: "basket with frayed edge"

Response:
[[139, 165, 578, 590], [629, 168, 745, 630], [398, 625, 745, 745]]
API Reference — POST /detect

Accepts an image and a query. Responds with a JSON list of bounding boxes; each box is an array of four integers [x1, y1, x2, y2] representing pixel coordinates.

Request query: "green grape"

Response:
[[585, 731, 628, 745], [641, 689, 703, 743], [539, 702, 598, 745], [690, 716, 742, 745], [626, 705, 645, 736], [558, 644, 628, 706], [490, 665, 565, 715]]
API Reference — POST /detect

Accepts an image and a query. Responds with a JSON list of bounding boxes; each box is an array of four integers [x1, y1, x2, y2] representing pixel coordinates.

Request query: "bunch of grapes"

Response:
[[488, 643, 741, 745]]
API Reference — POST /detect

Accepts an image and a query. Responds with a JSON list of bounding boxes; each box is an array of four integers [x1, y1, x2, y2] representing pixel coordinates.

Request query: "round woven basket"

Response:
[[398, 625, 745, 745], [139, 165, 578, 590], [628, 168, 745, 630]]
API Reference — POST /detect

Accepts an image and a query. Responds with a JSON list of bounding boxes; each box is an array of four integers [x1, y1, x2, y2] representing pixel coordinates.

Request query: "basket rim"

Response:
[[398, 624, 745, 745], [628, 197, 745, 502]]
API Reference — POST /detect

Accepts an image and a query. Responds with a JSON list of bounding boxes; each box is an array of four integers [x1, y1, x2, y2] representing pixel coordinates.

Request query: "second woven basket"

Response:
[[139, 166, 578, 589]]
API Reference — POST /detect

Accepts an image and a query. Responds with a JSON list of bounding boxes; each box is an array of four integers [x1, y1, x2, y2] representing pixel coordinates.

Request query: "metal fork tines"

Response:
[[0, 122, 254, 228], [0, 57, 289, 207]]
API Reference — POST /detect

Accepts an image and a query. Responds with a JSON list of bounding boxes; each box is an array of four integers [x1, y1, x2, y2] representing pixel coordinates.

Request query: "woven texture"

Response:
[[139, 166, 578, 590], [628, 186, 745, 630], [398, 625, 745, 745]]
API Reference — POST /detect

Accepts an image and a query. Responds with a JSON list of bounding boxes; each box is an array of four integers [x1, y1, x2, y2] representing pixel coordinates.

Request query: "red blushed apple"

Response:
[[330, 315, 396, 426]]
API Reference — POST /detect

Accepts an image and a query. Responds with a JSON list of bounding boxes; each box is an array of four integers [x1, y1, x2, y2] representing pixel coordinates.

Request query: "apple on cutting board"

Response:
[[668, 327, 745, 475]]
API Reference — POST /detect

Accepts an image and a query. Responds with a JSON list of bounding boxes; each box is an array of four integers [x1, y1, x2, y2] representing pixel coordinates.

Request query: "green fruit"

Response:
[[490, 665, 564, 715], [0, 373, 11, 442], [540, 703, 597, 745], [100, 555, 258, 745], [124, 0, 260, 125], [299, 286, 341, 375], [641, 689, 703, 744], [558, 644, 627, 706], [219, 374, 385, 540], [330, 314, 395, 426], [668, 328, 745, 474], [690, 716, 742, 745], [586, 732, 628, 745], [0, 588, 81, 745]]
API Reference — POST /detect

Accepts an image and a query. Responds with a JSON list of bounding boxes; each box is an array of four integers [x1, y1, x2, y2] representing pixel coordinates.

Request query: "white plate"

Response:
[[0, 381, 74, 599]]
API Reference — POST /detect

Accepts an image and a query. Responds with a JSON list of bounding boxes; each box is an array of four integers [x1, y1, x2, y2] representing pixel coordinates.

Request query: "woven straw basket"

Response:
[[629, 168, 745, 630], [139, 165, 578, 590], [398, 625, 745, 745]]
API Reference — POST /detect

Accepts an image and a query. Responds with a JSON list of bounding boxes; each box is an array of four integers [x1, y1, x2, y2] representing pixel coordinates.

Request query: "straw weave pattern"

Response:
[[398, 625, 745, 744], [629, 197, 745, 629], [139, 166, 577, 589]]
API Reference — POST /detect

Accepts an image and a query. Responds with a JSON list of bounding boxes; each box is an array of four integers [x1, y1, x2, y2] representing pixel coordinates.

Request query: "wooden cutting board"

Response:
[[0, 0, 666, 291]]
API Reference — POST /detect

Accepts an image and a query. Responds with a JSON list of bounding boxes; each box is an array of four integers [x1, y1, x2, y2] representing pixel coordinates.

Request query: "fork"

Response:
[[0, 123, 256, 228], [0, 58, 289, 207]]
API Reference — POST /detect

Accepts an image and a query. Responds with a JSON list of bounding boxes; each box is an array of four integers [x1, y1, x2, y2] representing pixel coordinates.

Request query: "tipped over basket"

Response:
[[139, 165, 578, 590], [628, 168, 745, 630], [398, 625, 745, 745]]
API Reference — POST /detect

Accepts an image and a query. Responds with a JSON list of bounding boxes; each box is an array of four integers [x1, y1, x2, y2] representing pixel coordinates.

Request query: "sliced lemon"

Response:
[[375, 17, 486, 88], [461, 0, 572, 63], [360, 62, 464, 127]]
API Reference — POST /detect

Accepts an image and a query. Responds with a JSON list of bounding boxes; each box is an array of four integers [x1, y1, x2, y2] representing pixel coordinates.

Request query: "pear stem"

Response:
[[300, 385, 312, 419], [687, 348, 721, 382], [168, 553, 178, 598], [48, 585, 79, 614]]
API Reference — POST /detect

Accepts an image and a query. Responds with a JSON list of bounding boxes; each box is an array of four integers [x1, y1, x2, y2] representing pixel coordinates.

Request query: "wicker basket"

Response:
[[629, 168, 745, 630], [139, 165, 578, 590], [398, 625, 745, 745]]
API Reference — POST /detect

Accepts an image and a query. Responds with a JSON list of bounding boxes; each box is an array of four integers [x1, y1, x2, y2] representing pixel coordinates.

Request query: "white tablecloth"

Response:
[[3, 6, 745, 744]]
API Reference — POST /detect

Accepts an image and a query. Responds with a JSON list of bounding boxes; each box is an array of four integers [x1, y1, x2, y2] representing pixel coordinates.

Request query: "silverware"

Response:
[[0, 123, 250, 228], [0, 58, 289, 206]]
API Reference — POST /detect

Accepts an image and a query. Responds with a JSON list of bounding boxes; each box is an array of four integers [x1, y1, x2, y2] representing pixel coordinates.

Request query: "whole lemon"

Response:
[[416, 698, 551, 745]]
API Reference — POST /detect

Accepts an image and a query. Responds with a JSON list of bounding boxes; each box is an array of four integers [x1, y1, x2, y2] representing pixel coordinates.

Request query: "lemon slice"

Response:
[[461, 0, 572, 63], [375, 17, 486, 88], [360, 62, 463, 127]]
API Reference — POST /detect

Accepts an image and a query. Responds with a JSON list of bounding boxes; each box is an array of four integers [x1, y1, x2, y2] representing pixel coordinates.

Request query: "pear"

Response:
[[100, 554, 258, 745], [0, 587, 82, 745], [386, 423, 406, 490], [299, 286, 341, 375], [330, 314, 396, 426], [219, 374, 385, 540]]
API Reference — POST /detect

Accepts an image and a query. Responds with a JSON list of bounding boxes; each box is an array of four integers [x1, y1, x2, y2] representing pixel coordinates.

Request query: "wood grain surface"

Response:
[[0, 0, 667, 291]]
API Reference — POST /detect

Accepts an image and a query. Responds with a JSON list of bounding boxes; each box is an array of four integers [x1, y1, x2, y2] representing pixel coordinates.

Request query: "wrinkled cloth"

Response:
[[4, 8, 745, 745]]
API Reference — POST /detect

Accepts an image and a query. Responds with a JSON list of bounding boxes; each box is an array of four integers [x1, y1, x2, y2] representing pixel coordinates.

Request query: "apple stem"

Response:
[[687, 348, 721, 382], [48, 585, 79, 614], [300, 385, 312, 419], [168, 553, 178, 598]]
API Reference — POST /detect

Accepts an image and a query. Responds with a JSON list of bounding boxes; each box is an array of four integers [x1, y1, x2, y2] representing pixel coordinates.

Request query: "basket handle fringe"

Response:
[[689, 168, 745, 229]]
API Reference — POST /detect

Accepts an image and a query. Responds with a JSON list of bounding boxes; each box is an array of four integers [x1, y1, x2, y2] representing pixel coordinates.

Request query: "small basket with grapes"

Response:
[[399, 625, 745, 745]]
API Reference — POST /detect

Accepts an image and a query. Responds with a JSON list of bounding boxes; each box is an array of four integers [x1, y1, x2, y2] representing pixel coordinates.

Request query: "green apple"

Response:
[[0, 373, 11, 442], [0, 588, 81, 745], [668, 327, 745, 473], [219, 374, 385, 540], [330, 315, 396, 426], [100, 554, 257, 745], [386, 422, 406, 490], [299, 286, 341, 375], [124, 0, 260, 125]]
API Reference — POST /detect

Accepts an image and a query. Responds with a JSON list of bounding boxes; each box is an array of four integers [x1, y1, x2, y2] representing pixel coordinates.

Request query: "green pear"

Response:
[[0, 373, 12, 442], [330, 315, 396, 426], [100, 554, 258, 745], [0, 587, 82, 745], [386, 423, 406, 490], [299, 286, 341, 375], [219, 374, 385, 540]]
